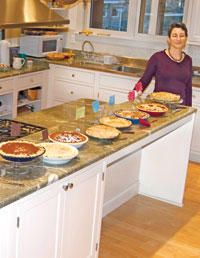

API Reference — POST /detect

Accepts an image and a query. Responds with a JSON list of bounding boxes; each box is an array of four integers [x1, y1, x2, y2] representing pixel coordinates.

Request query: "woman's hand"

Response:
[[128, 82, 143, 101]]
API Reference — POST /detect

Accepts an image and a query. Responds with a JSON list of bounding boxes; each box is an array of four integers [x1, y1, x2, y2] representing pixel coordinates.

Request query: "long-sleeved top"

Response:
[[137, 50, 192, 106]]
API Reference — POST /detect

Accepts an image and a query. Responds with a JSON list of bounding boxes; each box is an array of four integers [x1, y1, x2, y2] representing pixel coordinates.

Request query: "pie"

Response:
[[41, 143, 78, 159], [114, 110, 150, 120], [148, 92, 181, 102], [49, 131, 88, 145], [137, 103, 168, 113], [86, 124, 120, 139], [46, 52, 65, 60], [99, 116, 132, 128], [0, 141, 45, 158]]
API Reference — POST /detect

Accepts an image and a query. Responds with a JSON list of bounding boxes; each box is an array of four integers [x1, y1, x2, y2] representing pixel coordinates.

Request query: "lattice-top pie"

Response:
[[86, 124, 120, 139], [148, 92, 181, 102], [99, 116, 132, 128], [0, 141, 45, 158], [137, 103, 168, 113], [114, 110, 150, 120]]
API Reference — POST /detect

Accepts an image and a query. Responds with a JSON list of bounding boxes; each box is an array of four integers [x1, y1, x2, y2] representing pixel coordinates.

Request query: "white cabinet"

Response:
[[190, 87, 200, 162], [0, 162, 105, 258], [97, 73, 134, 104], [59, 162, 105, 258], [16, 185, 61, 258], [0, 78, 14, 119], [49, 65, 95, 106], [0, 204, 17, 258]]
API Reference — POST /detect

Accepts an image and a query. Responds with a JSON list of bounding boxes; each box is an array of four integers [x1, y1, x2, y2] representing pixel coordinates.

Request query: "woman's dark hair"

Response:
[[168, 22, 188, 37]]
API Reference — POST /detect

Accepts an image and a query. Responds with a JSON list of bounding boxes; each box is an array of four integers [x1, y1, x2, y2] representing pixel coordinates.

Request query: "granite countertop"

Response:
[[0, 53, 200, 88], [0, 98, 196, 208], [0, 60, 49, 79]]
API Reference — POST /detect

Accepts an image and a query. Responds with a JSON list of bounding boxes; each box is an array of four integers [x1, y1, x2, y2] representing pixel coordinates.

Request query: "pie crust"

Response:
[[137, 103, 168, 113], [0, 141, 45, 158], [86, 124, 120, 139], [114, 110, 150, 120], [49, 131, 88, 144], [148, 92, 181, 102], [41, 143, 78, 159], [99, 116, 132, 128]]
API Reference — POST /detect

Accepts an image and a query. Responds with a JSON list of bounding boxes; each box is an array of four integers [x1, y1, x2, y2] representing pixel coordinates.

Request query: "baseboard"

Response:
[[139, 191, 183, 207], [102, 184, 138, 217], [189, 151, 200, 163]]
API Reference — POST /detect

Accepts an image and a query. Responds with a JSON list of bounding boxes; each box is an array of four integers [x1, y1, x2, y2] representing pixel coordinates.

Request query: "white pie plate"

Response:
[[41, 143, 79, 165]]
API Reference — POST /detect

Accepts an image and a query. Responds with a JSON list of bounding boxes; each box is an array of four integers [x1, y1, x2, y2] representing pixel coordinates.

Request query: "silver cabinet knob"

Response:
[[63, 185, 69, 191], [68, 183, 74, 189]]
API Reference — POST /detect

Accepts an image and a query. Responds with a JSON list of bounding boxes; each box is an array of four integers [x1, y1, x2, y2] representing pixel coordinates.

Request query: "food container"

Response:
[[27, 89, 38, 101]]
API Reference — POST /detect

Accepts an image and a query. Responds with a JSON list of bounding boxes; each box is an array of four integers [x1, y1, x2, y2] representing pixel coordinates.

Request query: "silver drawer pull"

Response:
[[63, 185, 69, 191], [70, 91, 74, 94], [68, 183, 74, 189]]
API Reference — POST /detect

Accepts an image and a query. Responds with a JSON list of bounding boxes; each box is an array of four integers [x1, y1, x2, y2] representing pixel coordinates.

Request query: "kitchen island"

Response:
[[0, 99, 196, 258]]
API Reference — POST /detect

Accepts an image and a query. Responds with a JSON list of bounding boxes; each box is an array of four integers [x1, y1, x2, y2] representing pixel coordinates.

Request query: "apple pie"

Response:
[[137, 103, 168, 114], [148, 92, 181, 102], [99, 116, 132, 128], [114, 110, 150, 120], [86, 124, 120, 139]]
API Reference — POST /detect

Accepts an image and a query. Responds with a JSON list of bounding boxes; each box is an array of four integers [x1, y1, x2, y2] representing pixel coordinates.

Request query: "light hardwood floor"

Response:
[[99, 162, 200, 258]]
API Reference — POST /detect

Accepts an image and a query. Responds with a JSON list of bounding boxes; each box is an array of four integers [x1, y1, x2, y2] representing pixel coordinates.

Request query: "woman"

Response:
[[128, 23, 192, 106]]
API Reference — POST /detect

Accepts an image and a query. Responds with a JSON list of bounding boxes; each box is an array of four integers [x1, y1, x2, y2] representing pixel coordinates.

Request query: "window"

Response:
[[139, 0, 186, 35], [90, 0, 129, 32]]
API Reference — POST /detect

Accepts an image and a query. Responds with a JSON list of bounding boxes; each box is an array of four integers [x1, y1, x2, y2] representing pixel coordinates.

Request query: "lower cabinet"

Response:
[[0, 162, 105, 258], [16, 185, 61, 258], [0, 204, 17, 258], [190, 87, 200, 162], [59, 162, 105, 258]]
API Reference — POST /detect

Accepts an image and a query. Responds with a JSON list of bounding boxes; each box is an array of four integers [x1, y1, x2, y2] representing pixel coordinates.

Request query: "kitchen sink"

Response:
[[111, 65, 144, 74]]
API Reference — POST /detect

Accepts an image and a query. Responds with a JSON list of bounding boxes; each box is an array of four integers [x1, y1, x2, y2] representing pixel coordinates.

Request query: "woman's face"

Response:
[[168, 27, 187, 50]]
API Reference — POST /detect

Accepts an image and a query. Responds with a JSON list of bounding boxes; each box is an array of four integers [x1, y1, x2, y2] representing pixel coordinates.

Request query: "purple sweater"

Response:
[[138, 50, 192, 106]]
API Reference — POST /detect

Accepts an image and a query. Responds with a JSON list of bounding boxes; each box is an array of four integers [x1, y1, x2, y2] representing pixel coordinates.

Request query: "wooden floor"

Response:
[[99, 162, 200, 258]]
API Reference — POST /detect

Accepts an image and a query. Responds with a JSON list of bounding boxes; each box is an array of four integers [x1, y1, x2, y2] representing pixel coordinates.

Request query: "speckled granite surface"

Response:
[[0, 98, 196, 208], [0, 59, 49, 79], [0, 55, 200, 88]]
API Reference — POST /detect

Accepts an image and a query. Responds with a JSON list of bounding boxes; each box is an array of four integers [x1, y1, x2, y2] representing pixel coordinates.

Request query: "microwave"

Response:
[[20, 34, 64, 57]]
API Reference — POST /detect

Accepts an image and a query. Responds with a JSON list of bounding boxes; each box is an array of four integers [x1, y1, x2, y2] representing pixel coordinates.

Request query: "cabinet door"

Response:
[[17, 185, 61, 258], [98, 88, 128, 104], [54, 80, 94, 103], [60, 163, 104, 258], [0, 205, 17, 258]]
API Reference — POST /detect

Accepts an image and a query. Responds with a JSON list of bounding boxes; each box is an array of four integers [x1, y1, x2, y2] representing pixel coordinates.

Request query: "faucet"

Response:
[[81, 40, 94, 53]]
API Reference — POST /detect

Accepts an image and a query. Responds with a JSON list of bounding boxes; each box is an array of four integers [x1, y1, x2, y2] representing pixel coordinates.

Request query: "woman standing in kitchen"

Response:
[[128, 22, 192, 106]]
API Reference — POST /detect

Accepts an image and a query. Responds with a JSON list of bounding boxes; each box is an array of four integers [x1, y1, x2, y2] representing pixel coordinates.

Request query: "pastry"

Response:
[[86, 124, 120, 139]]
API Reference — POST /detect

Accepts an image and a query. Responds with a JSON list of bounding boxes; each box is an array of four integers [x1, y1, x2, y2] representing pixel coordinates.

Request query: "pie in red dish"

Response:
[[48, 131, 88, 148], [136, 103, 168, 116], [0, 141, 45, 162]]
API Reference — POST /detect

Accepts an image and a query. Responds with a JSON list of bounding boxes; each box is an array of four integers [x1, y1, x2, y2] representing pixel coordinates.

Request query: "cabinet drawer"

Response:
[[54, 80, 94, 102], [99, 74, 135, 91], [0, 79, 13, 93], [16, 73, 43, 90], [54, 66, 95, 85], [192, 88, 200, 105]]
